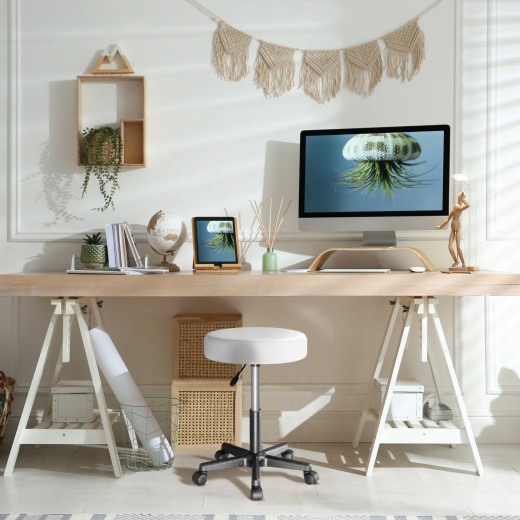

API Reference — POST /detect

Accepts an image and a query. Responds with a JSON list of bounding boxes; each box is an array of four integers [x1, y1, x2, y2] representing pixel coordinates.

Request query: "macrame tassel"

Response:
[[300, 50, 341, 104], [344, 40, 383, 97], [213, 22, 252, 81], [383, 19, 425, 81], [254, 41, 296, 98]]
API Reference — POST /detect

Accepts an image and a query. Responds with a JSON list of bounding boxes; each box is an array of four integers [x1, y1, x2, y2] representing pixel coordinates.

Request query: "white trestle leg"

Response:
[[354, 296, 484, 477], [4, 297, 122, 477]]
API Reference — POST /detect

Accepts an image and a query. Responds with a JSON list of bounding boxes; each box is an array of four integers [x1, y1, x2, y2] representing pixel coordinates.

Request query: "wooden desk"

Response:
[[2, 270, 520, 477], [1, 269, 520, 298]]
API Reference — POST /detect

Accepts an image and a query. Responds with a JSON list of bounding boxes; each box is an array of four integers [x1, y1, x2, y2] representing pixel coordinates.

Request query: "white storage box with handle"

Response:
[[51, 380, 94, 423], [374, 378, 424, 421]]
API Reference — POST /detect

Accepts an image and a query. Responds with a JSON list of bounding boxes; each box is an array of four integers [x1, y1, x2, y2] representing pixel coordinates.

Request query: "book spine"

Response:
[[105, 223, 116, 267], [117, 224, 128, 267], [123, 223, 143, 267]]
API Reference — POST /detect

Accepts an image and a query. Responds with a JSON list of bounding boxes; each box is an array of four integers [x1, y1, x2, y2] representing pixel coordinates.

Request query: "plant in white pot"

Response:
[[80, 232, 107, 268]]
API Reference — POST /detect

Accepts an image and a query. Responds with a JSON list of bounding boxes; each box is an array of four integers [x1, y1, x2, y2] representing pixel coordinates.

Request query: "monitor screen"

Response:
[[298, 124, 451, 244]]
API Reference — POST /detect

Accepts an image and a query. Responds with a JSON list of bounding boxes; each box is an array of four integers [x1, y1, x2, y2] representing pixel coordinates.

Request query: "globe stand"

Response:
[[158, 255, 180, 272]]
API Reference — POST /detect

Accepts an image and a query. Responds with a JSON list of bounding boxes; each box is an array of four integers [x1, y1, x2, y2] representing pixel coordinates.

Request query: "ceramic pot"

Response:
[[80, 244, 107, 269]]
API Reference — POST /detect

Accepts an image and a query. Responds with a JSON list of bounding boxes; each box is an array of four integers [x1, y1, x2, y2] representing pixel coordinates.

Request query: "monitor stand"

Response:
[[308, 242, 436, 272], [362, 231, 396, 247]]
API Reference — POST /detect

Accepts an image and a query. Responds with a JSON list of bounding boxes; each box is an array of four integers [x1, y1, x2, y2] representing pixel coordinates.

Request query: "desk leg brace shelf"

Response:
[[4, 297, 122, 477], [352, 297, 484, 477]]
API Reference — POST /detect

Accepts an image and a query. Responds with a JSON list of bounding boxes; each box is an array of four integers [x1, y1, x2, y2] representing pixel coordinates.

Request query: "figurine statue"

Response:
[[436, 191, 470, 267]]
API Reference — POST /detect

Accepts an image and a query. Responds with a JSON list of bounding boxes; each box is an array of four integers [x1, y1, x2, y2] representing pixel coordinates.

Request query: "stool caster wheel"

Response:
[[304, 470, 319, 485], [192, 471, 208, 486], [281, 449, 294, 460], [251, 485, 263, 500], [215, 449, 230, 460]]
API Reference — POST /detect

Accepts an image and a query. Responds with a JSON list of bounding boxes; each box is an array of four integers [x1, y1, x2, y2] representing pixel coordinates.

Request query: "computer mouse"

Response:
[[409, 266, 426, 273]]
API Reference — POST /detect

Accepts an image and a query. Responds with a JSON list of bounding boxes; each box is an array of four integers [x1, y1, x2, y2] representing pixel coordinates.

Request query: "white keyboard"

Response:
[[318, 268, 391, 273]]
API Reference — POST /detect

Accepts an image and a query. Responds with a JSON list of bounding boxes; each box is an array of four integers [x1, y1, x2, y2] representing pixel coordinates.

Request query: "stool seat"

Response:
[[204, 326, 307, 365]]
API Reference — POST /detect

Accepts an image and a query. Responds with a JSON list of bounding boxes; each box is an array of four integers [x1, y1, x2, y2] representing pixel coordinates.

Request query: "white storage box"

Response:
[[374, 378, 424, 421], [51, 380, 94, 423]]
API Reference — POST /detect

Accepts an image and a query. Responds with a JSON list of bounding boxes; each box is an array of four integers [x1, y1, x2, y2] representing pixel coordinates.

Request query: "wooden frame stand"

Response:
[[352, 296, 484, 476], [4, 297, 122, 477], [191, 217, 241, 271]]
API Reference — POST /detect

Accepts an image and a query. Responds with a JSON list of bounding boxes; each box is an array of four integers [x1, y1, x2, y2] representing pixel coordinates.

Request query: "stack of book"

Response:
[[105, 223, 143, 268]]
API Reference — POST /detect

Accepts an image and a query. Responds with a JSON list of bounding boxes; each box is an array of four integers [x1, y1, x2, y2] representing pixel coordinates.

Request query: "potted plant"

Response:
[[80, 232, 107, 268], [80, 126, 123, 211]]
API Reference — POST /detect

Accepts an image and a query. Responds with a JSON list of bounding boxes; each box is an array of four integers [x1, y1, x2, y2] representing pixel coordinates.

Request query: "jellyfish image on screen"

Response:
[[206, 220, 236, 253], [339, 132, 429, 196]]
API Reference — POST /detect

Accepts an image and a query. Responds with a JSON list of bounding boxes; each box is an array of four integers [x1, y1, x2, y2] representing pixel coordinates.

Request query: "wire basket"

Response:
[[119, 396, 182, 471]]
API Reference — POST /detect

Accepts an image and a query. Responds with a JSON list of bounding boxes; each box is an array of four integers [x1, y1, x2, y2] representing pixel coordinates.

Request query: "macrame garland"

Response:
[[344, 40, 383, 97], [300, 50, 341, 104], [254, 41, 296, 98], [186, 0, 447, 102], [213, 22, 252, 81], [383, 18, 425, 81]]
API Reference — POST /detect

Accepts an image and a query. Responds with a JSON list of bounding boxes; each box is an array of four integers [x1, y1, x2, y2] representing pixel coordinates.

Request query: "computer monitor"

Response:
[[298, 124, 451, 246]]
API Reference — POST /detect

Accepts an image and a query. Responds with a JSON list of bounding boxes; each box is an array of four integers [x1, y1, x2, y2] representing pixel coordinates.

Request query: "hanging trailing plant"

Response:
[[80, 126, 123, 211]]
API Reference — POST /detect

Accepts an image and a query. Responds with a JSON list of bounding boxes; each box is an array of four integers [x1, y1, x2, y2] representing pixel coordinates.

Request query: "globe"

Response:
[[146, 210, 187, 271]]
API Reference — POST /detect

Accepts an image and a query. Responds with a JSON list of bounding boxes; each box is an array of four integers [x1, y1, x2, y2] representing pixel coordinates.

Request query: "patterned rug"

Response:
[[2, 515, 520, 520]]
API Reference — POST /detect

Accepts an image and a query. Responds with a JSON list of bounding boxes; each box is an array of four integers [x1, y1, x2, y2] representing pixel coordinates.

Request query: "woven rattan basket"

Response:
[[0, 371, 15, 445], [173, 314, 242, 379], [172, 379, 242, 452], [172, 314, 243, 451]]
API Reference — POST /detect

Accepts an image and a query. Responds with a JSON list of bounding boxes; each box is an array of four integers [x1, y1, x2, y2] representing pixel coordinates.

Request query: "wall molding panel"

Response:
[[486, 0, 520, 241], [7, 0, 20, 242], [3, 381, 509, 445], [461, 1, 520, 409]]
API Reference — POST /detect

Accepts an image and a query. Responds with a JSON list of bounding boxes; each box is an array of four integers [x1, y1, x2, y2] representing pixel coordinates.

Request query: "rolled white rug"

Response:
[[89, 327, 174, 467]]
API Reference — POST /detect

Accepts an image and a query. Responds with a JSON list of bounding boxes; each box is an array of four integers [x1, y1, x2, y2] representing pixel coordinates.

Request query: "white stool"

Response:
[[191, 327, 319, 501]]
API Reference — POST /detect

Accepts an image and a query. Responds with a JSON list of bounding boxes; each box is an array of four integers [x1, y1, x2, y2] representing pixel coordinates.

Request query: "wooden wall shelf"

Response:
[[77, 75, 146, 167]]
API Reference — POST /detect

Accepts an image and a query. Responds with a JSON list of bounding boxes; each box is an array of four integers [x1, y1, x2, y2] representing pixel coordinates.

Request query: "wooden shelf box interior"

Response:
[[173, 314, 242, 380], [121, 119, 144, 165], [77, 75, 146, 166], [172, 379, 242, 452]]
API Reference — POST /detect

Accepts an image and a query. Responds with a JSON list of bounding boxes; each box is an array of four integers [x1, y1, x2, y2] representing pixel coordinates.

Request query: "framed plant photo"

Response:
[[192, 216, 241, 270]]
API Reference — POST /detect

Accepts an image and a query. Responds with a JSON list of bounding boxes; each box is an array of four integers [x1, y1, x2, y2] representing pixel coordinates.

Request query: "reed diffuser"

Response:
[[250, 198, 291, 272]]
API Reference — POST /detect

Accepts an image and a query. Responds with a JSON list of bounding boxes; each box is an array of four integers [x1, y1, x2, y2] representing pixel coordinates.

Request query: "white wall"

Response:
[[8, 0, 512, 445]]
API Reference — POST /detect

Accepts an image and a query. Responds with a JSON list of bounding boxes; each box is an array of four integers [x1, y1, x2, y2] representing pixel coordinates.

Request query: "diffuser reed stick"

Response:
[[250, 198, 292, 251]]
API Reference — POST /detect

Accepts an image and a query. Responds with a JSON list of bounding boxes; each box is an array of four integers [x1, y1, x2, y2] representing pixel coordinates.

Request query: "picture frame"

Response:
[[192, 216, 241, 271]]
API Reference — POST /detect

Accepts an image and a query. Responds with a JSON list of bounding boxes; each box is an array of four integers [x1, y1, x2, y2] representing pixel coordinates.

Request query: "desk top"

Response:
[[1, 270, 520, 298]]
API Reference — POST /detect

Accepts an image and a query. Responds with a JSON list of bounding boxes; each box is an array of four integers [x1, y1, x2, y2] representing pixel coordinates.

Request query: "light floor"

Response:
[[1, 442, 520, 515]]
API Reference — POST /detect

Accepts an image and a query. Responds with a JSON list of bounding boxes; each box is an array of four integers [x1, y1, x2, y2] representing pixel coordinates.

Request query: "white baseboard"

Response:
[[4, 383, 519, 446]]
